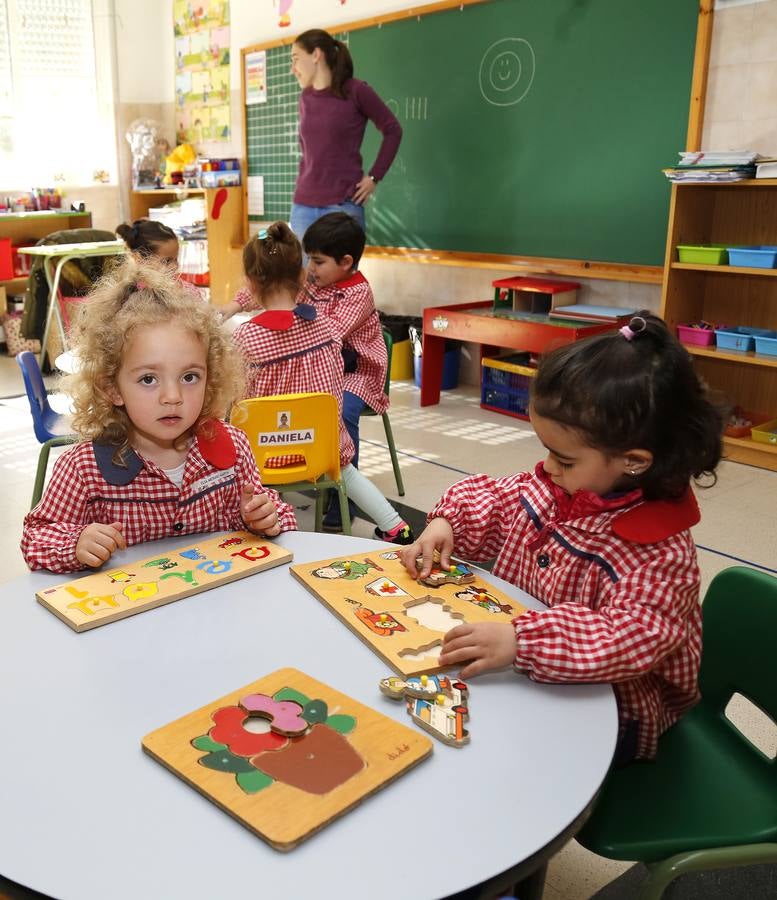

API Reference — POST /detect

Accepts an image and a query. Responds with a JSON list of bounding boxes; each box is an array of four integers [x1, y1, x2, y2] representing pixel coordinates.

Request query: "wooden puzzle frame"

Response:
[[36, 531, 293, 632], [290, 549, 525, 676], [142, 668, 432, 850]]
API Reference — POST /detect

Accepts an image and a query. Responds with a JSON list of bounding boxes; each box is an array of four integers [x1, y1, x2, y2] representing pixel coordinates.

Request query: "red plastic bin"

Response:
[[0, 238, 13, 280]]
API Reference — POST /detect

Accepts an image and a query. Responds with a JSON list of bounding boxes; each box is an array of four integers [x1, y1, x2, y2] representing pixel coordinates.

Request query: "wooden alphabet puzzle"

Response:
[[36, 531, 293, 632], [142, 668, 432, 850], [290, 549, 526, 676]]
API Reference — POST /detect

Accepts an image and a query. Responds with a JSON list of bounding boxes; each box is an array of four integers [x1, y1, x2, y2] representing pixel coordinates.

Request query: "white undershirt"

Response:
[[163, 460, 187, 487]]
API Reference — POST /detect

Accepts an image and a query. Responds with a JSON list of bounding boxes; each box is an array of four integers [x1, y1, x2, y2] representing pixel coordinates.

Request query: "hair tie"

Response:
[[619, 315, 647, 341], [257, 228, 268, 239]]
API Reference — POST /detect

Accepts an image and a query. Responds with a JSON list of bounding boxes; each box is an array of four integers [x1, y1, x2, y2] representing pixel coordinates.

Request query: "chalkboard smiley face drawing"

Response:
[[478, 37, 536, 107]]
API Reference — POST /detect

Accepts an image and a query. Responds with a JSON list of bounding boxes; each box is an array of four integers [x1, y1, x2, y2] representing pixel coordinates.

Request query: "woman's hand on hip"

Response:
[[351, 175, 377, 205]]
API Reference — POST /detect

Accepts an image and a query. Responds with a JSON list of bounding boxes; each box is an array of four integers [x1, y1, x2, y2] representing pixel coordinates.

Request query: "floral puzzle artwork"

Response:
[[290, 549, 525, 676], [36, 531, 293, 632], [142, 668, 432, 850]]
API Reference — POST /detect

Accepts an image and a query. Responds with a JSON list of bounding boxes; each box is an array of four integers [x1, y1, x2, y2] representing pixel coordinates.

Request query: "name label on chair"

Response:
[[258, 429, 315, 446]]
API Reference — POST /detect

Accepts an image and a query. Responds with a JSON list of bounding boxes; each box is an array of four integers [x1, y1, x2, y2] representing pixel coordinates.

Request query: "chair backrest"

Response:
[[16, 351, 58, 443], [230, 392, 342, 485], [381, 327, 393, 396], [699, 566, 777, 728]]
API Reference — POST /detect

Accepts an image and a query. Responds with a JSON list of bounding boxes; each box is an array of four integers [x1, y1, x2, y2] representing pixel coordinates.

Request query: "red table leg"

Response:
[[420, 332, 445, 406]]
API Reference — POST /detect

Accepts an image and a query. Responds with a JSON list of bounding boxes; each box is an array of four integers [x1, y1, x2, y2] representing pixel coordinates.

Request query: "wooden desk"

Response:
[[18, 241, 126, 367], [420, 302, 616, 406], [0, 532, 617, 900]]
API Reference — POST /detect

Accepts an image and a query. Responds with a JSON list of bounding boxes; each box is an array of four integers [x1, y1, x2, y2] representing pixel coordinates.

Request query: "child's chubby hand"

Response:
[[241, 483, 282, 537], [439, 622, 518, 679], [76, 522, 127, 568], [399, 517, 454, 579]]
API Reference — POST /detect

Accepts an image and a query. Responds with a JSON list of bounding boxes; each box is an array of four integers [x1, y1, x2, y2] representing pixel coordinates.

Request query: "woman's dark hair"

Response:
[[303, 211, 366, 267], [531, 312, 725, 500], [295, 29, 354, 98], [116, 219, 177, 257], [242, 221, 302, 298]]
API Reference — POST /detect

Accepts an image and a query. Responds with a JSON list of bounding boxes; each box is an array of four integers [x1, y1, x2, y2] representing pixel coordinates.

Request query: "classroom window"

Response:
[[0, 0, 117, 187]]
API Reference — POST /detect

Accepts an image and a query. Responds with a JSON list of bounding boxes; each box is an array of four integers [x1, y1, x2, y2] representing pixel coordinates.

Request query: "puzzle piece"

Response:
[[379, 673, 470, 747], [415, 557, 476, 587]]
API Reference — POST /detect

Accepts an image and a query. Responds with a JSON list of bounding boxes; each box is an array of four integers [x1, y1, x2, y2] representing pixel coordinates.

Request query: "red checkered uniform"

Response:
[[233, 286, 258, 311], [21, 421, 297, 574], [429, 463, 703, 759], [232, 309, 355, 468], [303, 272, 388, 415]]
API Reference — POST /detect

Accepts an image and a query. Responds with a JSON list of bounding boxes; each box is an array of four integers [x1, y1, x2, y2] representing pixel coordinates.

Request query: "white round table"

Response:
[[0, 532, 617, 900]]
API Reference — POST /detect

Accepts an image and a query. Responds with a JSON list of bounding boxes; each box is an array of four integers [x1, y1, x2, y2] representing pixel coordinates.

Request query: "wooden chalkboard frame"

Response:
[[240, 0, 713, 284]]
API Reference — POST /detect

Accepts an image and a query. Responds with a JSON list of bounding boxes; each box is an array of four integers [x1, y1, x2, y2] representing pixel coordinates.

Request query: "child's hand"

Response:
[[399, 517, 454, 579], [241, 483, 282, 537], [76, 522, 126, 568], [218, 300, 241, 321], [439, 622, 518, 679]]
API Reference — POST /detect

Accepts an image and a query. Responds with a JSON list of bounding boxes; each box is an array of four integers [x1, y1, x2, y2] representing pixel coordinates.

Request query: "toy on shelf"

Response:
[[380, 673, 470, 747], [492, 276, 579, 316], [142, 668, 432, 850]]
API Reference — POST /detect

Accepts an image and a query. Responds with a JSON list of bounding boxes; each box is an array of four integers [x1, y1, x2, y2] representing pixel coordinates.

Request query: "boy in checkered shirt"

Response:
[[21, 258, 296, 573], [231, 221, 412, 545], [400, 314, 724, 762]]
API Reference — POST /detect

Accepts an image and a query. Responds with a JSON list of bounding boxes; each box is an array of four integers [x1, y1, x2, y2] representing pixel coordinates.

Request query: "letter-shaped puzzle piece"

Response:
[[66, 594, 120, 617], [160, 569, 198, 585], [379, 672, 470, 747], [196, 559, 233, 575], [123, 582, 159, 602], [240, 693, 308, 736], [230, 545, 270, 561]]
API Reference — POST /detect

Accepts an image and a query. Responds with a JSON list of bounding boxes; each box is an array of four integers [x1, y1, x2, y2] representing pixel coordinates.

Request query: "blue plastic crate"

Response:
[[726, 246, 777, 268], [754, 330, 777, 357], [715, 326, 772, 352], [481, 355, 535, 419]]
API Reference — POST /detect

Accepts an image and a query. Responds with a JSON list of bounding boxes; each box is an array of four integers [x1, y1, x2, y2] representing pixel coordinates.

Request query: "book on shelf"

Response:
[[549, 304, 636, 324], [755, 159, 777, 179]]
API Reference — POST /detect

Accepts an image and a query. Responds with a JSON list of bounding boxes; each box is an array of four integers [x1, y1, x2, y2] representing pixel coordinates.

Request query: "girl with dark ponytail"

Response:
[[289, 29, 402, 238], [400, 313, 725, 764]]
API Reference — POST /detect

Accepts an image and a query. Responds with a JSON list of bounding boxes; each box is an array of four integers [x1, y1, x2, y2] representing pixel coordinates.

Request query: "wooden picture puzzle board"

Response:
[[142, 668, 432, 850], [36, 531, 293, 632], [290, 549, 526, 676]]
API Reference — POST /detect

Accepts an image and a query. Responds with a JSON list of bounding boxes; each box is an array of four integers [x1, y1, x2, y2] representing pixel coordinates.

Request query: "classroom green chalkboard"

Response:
[[244, 0, 701, 267]]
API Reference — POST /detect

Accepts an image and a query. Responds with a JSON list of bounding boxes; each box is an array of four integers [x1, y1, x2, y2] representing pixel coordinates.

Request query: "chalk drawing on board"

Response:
[[478, 38, 536, 107]]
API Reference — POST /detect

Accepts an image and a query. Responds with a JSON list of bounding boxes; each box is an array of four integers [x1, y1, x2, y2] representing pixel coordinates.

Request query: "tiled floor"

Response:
[[2, 355, 776, 900]]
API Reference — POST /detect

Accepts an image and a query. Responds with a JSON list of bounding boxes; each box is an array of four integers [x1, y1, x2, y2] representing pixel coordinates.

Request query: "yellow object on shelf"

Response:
[[751, 418, 777, 446]]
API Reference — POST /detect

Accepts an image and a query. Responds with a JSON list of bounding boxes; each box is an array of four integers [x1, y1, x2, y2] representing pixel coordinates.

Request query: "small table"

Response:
[[420, 301, 616, 407], [0, 532, 617, 900], [18, 240, 126, 368]]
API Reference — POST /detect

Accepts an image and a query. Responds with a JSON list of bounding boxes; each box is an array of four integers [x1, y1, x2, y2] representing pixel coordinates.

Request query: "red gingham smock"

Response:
[[233, 286, 256, 311], [302, 272, 388, 415], [21, 420, 297, 573], [232, 308, 355, 468], [429, 462, 703, 759]]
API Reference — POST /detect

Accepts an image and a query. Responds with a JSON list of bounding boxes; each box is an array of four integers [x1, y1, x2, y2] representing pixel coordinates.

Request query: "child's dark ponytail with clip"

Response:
[[531, 312, 725, 500], [116, 218, 177, 257], [242, 221, 303, 300], [295, 29, 354, 98]]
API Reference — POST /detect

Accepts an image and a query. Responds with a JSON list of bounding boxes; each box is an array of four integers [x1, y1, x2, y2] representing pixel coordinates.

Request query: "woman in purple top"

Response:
[[289, 29, 402, 238]]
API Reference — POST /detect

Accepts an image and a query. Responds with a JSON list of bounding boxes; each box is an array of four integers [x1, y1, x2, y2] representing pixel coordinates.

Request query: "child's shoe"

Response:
[[374, 522, 415, 545]]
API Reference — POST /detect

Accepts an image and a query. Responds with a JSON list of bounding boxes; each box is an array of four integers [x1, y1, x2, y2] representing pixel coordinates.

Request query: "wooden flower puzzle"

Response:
[[142, 668, 432, 850]]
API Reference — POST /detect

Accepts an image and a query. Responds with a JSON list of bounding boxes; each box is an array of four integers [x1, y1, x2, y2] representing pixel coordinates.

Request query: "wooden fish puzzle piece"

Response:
[[290, 550, 525, 676], [36, 531, 293, 632], [380, 673, 470, 747], [415, 556, 477, 587], [142, 668, 433, 850]]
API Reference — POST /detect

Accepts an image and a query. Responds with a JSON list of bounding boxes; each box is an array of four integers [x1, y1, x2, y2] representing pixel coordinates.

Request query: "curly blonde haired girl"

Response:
[[21, 257, 296, 573]]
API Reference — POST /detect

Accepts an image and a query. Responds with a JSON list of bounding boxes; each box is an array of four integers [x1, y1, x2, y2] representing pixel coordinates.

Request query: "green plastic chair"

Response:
[[576, 566, 777, 900], [360, 327, 405, 496]]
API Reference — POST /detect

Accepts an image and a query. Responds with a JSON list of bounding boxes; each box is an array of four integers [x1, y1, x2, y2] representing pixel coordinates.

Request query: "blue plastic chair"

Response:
[[16, 351, 76, 508]]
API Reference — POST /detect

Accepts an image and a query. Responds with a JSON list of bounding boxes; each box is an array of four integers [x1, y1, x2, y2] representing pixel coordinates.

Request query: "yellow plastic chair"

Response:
[[230, 392, 351, 535], [360, 327, 405, 496]]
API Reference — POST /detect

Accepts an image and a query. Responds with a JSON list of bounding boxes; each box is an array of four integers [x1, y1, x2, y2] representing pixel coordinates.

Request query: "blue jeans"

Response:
[[342, 390, 366, 469], [290, 201, 365, 242]]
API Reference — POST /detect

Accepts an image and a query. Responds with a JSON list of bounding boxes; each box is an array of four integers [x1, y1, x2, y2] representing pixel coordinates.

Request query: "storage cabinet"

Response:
[[130, 186, 244, 307], [660, 180, 777, 471]]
